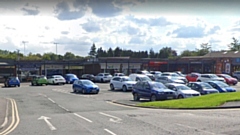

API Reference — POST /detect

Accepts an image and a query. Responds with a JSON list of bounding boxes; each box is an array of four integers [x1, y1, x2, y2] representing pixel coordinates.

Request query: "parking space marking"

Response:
[[47, 98, 55, 103], [104, 129, 117, 135], [73, 113, 93, 123], [175, 123, 216, 135]]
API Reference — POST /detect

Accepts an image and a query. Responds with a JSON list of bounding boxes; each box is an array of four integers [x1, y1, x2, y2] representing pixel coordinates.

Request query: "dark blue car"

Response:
[[64, 74, 79, 84], [132, 81, 176, 101], [4, 76, 20, 87], [187, 82, 219, 95], [207, 81, 236, 93], [72, 79, 99, 94]]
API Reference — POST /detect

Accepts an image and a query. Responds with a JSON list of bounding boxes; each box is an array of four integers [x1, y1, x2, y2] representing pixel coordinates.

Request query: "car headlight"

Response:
[[127, 84, 132, 86], [184, 94, 192, 96], [222, 88, 227, 92]]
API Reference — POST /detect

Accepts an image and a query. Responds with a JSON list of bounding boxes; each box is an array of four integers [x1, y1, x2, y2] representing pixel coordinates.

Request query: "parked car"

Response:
[[161, 72, 188, 83], [31, 75, 48, 86], [129, 74, 152, 82], [232, 71, 240, 80], [64, 74, 79, 84], [114, 73, 125, 76], [187, 82, 219, 95], [186, 73, 201, 82], [72, 79, 99, 94], [216, 74, 238, 85], [94, 73, 112, 83], [4, 76, 20, 87], [110, 76, 137, 92], [150, 71, 162, 79], [155, 76, 185, 84], [165, 83, 201, 99], [174, 71, 186, 77], [207, 81, 236, 93], [132, 81, 176, 101], [136, 70, 155, 80], [196, 74, 225, 82], [47, 75, 66, 85], [81, 74, 95, 82]]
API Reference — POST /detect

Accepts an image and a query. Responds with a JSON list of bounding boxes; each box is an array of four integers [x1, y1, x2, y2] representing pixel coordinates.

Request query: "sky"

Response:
[[0, 0, 240, 56]]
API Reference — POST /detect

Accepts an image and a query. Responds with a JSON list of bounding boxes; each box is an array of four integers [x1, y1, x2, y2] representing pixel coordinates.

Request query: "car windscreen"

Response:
[[200, 83, 213, 89], [221, 74, 231, 78], [210, 74, 218, 78], [151, 82, 167, 89], [176, 85, 191, 90], [142, 71, 150, 74], [141, 77, 152, 81], [215, 82, 229, 88], [122, 77, 131, 81], [40, 76, 47, 79], [82, 80, 94, 85], [104, 73, 111, 76]]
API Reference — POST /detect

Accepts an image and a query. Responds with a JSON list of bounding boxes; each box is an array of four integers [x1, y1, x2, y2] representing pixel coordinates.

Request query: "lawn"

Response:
[[137, 92, 240, 109]]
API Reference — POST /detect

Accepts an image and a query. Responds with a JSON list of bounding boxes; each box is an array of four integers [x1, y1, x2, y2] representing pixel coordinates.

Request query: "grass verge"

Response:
[[137, 92, 240, 109]]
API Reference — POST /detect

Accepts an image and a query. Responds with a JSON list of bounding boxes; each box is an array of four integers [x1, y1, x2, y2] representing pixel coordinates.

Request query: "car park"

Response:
[[81, 74, 95, 82], [155, 76, 185, 84], [47, 75, 66, 85], [186, 72, 201, 82], [31, 75, 48, 86], [64, 74, 79, 84], [232, 71, 240, 80], [165, 83, 201, 99], [94, 73, 112, 83], [136, 70, 155, 80], [216, 74, 238, 85], [207, 81, 236, 93], [161, 72, 188, 83], [114, 73, 125, 76], [129, 74, 152, 82], [132, 81, 176, 101], [72, 79, 99, 94], [110, 76, 136, 92], [150, 71, 162, 79], [196, 74, 225, 82], [4, 76, 20, 87], [187, 82, 219, 95]]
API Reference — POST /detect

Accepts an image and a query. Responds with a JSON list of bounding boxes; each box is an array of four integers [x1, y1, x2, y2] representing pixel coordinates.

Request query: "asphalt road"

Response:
[[0, 82, 240, 135]]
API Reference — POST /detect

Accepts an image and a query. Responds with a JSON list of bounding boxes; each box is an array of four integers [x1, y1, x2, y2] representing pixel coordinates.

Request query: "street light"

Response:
[[22, 41, 28, 56], [53, 42, 59, 55]]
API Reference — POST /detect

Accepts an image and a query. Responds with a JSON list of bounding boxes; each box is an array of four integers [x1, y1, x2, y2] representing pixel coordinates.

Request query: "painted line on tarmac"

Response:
[[0, 98, 20, 135], [73, 113, 93, 123], [104, 128, 117, 135], [47, 98, 55, 103], [0, 99, 9, 129], [57, 105, 69, 112]]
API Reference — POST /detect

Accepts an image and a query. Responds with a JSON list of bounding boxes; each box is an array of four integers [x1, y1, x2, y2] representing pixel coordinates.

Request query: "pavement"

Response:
[[0, 97, 7, 129]]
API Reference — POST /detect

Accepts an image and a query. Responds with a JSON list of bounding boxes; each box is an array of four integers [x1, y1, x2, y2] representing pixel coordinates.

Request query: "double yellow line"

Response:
[[0, 98, 20, 135]]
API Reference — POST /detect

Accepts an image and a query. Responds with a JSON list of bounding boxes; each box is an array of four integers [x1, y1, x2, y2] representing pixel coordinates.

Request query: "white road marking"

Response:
[[73, 113, 93, 123], [47, 98, 55, 103], [175, 123, 216, 135], [0, 99, 9, 128], [104, 129, 117, 135], [99, 112, 122, 123], [58, 105, 69, 112], [38, 116, 56, 131]]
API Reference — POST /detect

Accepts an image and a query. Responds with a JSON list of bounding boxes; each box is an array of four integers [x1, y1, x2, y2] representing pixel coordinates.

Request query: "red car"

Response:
[[186, 73, 201, 82], [217, 74, 238, 85]]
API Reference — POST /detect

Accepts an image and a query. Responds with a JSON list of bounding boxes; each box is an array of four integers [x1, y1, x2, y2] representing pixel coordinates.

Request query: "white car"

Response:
[[95, 73, 113, 83], [47, 75, 66, 85], [196, 74, 225, 82], [165, 83, 201, 99], [110, 76, 137, 92]]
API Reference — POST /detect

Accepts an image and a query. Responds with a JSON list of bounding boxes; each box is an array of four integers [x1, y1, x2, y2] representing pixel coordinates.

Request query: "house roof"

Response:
[[202, 51, 240, 58]]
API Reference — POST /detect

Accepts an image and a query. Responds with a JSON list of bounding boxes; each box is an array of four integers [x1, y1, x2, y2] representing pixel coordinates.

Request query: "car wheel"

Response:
[[197, 80, 201, 82], [101, 79, 104, 83], [82, 89, 86, 94], [95, 91, 99, 94], [122, 85, 127, 92], [73, 88, 76, 93], [18, 85, 20, 87], [110, 84, 115, 90], [150, 95, 157, 101], [133, 93, 140, 101], [178, 95, 184, 99]]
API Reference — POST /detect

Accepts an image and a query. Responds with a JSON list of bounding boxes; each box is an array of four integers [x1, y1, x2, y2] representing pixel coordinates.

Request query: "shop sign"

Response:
[[69, 66, 84, 69], [190, 61, 202, 64], [18, 64, 41, 68], [44, 65, 63, 69]]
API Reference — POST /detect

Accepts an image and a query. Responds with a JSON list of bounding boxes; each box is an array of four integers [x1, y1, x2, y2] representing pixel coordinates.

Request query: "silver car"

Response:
[[155, 76, 185, 84]]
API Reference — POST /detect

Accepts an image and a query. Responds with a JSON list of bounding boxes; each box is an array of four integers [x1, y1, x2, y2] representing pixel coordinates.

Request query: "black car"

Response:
[[187, 82, 219, 95], [81, 74, 95, 82]]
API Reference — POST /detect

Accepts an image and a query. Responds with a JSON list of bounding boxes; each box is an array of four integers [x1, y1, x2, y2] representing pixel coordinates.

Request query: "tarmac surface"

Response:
[[0, 97, 7, 129]]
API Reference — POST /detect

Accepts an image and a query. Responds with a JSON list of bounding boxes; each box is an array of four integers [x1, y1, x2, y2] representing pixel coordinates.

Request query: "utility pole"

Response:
[[22, 41, 28, 56], [53, 42, 59, 55]]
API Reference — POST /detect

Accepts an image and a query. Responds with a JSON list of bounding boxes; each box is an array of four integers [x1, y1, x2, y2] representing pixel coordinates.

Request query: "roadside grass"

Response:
[[137, 92, 240, 108]]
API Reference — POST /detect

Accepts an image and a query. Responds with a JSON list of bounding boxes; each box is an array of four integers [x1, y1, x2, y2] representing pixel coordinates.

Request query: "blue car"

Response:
[[207, 81, 236, 93], [72, 79, 99, 94], [187, 82, 219, 95], [64, 74, 79, 84], [132, 81, 176, 101], [4, 76, 20, 87]]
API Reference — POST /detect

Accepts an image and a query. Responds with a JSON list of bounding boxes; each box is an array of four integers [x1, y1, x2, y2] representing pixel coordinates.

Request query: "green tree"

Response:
[[114, 47, 121, 57], [228, 37, 240, 51], [89, 43, 97, 58], [64, 52, 75, 60], [149, 48, 155, 58]]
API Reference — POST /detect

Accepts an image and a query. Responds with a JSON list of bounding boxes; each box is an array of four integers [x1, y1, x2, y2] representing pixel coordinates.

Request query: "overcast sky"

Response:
[[0, 0, 240, 56]]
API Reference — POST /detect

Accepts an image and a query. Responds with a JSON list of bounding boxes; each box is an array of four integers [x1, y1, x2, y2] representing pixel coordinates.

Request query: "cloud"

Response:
[[54, 1, 86, 20], [126, 15, 172, 26], [207, 26, 220, 34], [120, 25, 140, 35], [128, 36, 144, 44], [88, 0, 123, 17], [170, 26, 206, 38], [21, 3, 40, 15], [81, 19, 102, 32], [5, 27, 16, 30], [61, 31, 69, 35]]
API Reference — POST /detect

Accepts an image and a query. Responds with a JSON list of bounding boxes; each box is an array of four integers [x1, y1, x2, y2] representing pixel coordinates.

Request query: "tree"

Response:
[[158, 47, 177, 58], [228, 37, 240, 51], [195, 43, 211, 56], [64, 52, 75, 60], [89, 43, 97, 58], [114, 47, 121, 57], [149, 48, 155, 58], [107, 48, 114, 57]]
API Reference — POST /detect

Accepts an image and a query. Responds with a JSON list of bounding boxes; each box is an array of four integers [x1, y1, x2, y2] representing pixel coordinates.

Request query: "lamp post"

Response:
[[22, 41, 28, 56], [53, 42, 59, 55]]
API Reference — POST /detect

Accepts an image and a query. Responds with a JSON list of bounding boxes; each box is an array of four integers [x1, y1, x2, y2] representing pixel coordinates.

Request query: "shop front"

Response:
[[0, 61, 16, 82]]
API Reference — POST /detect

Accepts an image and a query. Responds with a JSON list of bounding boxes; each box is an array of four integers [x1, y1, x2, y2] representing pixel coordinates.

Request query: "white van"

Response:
[[129, 74, 152, 82]]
